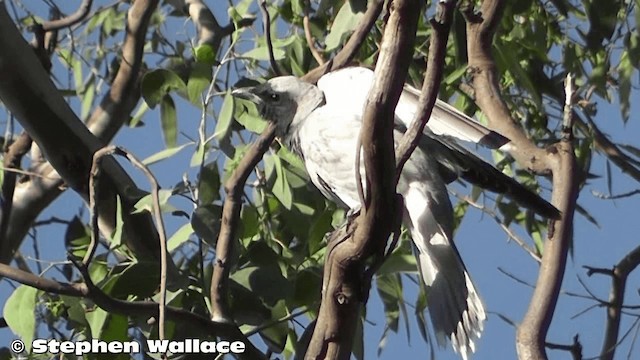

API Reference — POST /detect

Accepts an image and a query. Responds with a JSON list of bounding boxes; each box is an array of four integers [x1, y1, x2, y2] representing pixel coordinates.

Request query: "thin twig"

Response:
[[258, 0, 283, 76], [453, 190, 542, 262], [87, 146, 170, 355], [303, 0, 325, 65], [302, 0, 384, 83], [39, 0, 93, 31], [395, 0, 455, 179]]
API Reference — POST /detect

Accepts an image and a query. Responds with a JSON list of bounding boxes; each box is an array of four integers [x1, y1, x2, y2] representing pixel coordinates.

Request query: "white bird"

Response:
[[232, 67, 559, 360]]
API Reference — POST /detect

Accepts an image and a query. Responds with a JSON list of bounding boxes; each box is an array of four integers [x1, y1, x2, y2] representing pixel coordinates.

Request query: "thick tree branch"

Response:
[[0, 0, 169, 264], [304, 0, 421, 358], [465, 0, 551, 175], [1, 0, 247, 265], [210, 123, 277, 322]]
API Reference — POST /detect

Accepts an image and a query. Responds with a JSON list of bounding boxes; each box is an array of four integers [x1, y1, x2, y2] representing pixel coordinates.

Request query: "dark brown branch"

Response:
[[302, 0, 384, 83], [304, 0, 421, 358], [210, 123, 277, 322], [591, 189, 640, 200], [598, 244, 640, 360], [259, 0, 283, 76], [546, 335, 583, 360], [395, 0, 455, 179], [0, 263, 85, 296], [39, 0, 92, 31]]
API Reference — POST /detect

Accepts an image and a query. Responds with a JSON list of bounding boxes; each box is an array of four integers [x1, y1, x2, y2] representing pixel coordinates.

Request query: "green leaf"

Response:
[[80, 76, 96, 120], [190, 140, 207, 167], [65, 216, 90, 258], [259, 300, 288, 354], [617, 51, 633, 122], [352, 314, 364, 360], [86, 307, 109, 338], [443, 66, 468, 85], [4, 285, 38, 351], [325, 1, 366, 51], [235, 101, 268, 133], [214, 91, 235, 141], [377, 253, 417, 275], [141, 69, 187, 108], [241, 46, 286, 61], [167, 223, 194, 252], [187, 63, 213, 105], [231, 266, 290, 306], [198, 162, 221, 204], [129, 101, 149, 128], [132, 189, 175, 214], [110, 195, 124, 248], [109, 262, 160, 298], [272, 156, 293, 209], [494, 43, 542, 108], [160, 94, 178, 148], [191, 205, 222, 246], [142, 143, 193, 165], [194, 44, 217, 66]]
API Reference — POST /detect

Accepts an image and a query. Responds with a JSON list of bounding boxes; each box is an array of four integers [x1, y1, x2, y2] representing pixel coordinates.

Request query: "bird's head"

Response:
[[232, 76, 325, 137]]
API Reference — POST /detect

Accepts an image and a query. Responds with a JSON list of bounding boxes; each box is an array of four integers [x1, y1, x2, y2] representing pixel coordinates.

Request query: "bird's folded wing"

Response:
[[297, 108, 364, 210], [317, 66, 511, 150]]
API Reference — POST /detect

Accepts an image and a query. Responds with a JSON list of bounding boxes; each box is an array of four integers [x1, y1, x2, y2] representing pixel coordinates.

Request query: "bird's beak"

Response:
[[231, 87, 263, 106]]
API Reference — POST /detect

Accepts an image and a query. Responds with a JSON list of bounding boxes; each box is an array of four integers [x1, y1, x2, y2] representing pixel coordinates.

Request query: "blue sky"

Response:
[[1, 1, 640, 359]]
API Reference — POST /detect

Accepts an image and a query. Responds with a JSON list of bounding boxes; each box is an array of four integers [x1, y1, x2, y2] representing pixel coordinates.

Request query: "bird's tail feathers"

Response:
[[428, 135, 561, 219], [403, 183, 486, 360]]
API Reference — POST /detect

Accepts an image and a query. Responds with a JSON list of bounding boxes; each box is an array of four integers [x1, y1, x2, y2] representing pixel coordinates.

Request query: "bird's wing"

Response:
[[317, 66, 511, 150], [297, 106, 364, 210]]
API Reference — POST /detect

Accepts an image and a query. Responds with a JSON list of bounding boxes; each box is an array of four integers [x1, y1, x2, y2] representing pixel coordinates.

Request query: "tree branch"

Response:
[[465, 2, 580, 358], [515, 75, 579, 360], [302, 0, 384, 83], [0, 261, 266, 359], [395, 0, 455, 178], [303, 0, 325, 65], [597, 243, 640, 360], [304, 0, 421, 358], [259, 0, 283, 76], [465, 0, 551, 175], [0, 0, 247, 265], [0, 0, 169, 263], [210, 123, 277, 322], [38, 0, 92, 31]]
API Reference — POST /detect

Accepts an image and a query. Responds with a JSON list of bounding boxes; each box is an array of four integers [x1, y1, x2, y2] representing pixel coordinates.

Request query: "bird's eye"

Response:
[[269, 93, 280, 102]]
